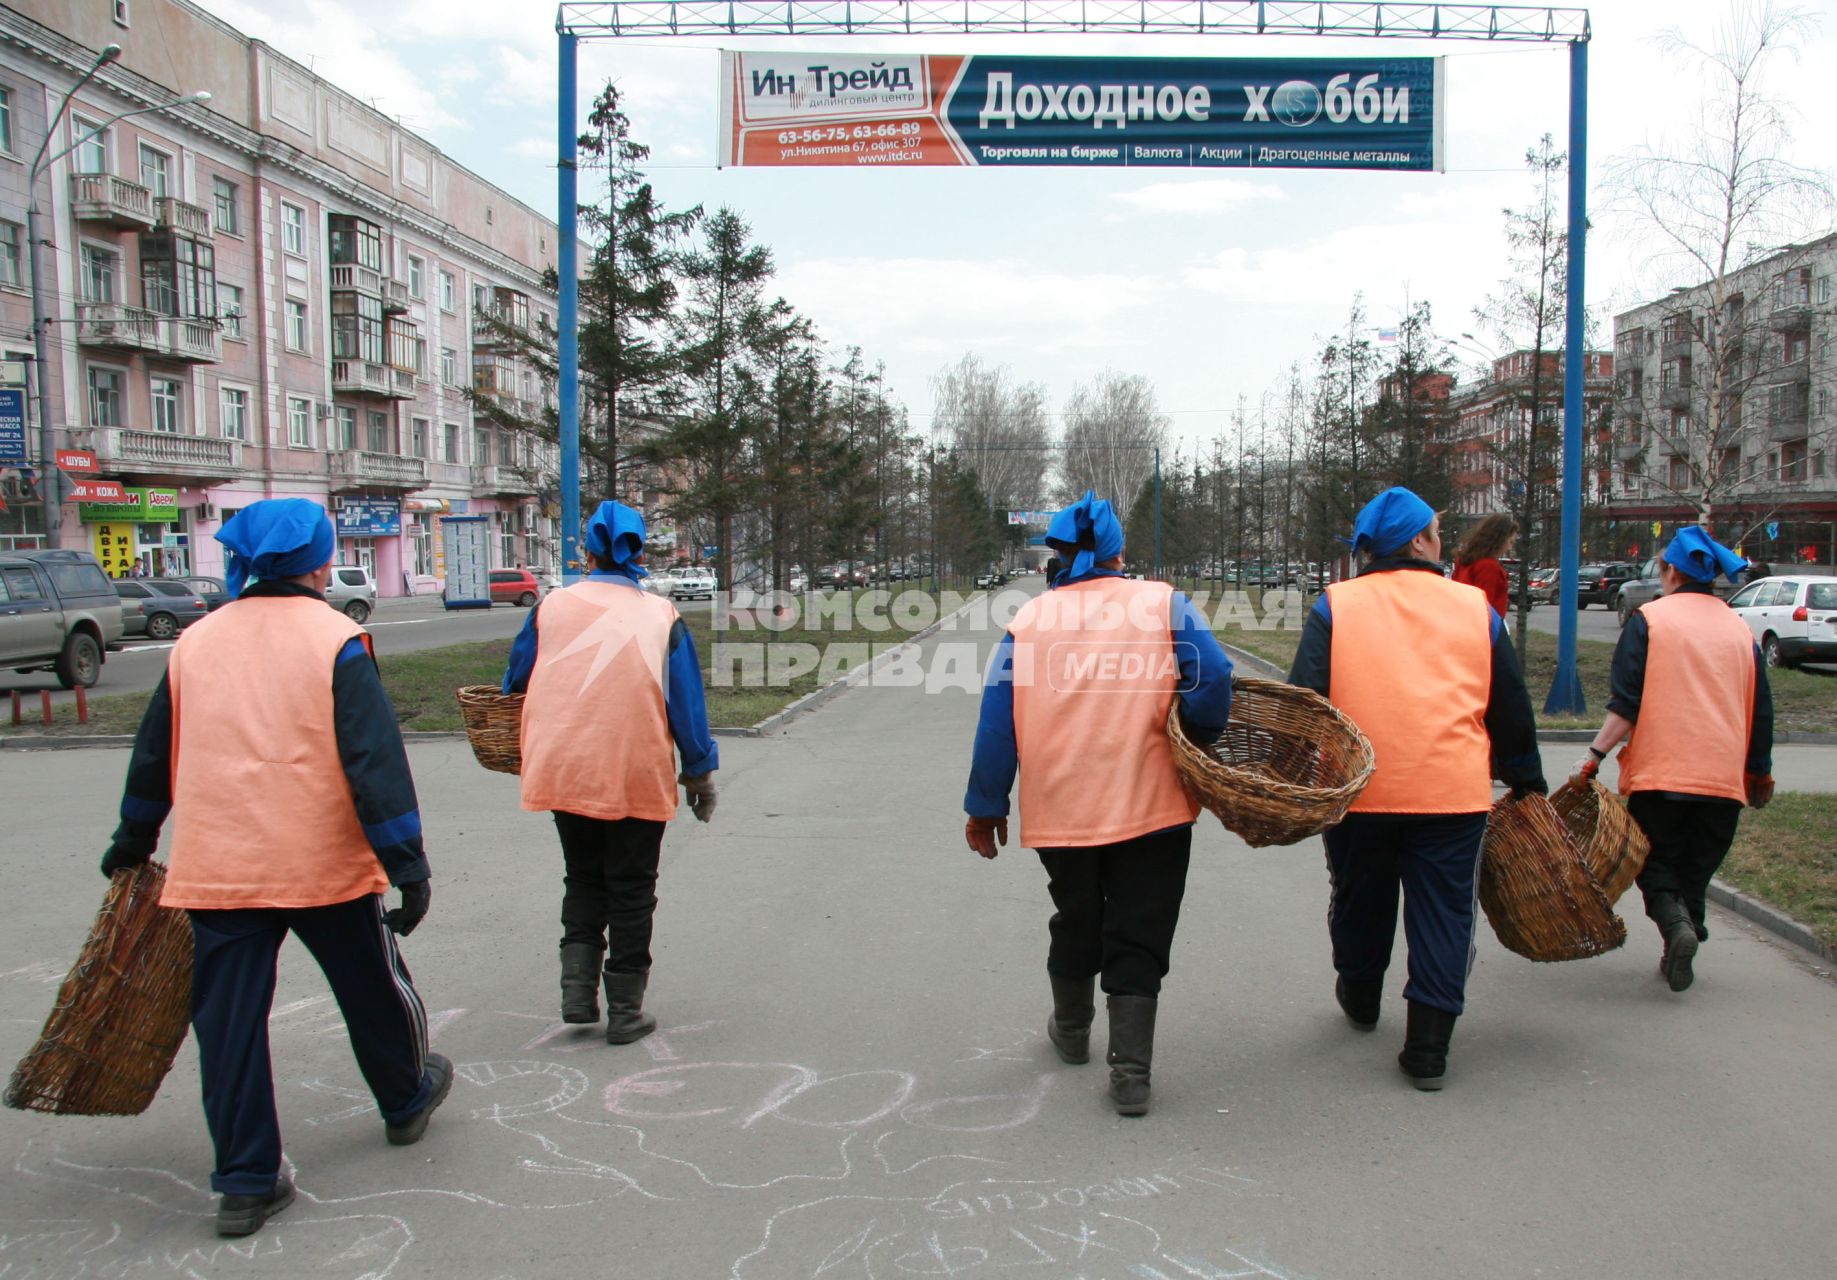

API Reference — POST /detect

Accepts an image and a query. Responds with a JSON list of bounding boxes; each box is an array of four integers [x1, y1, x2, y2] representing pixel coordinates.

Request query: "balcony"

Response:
[[332, 359, 414, 399], [69, 172, 154, 228], [329, 262, 386, 296], [1659, 335, 1693, 360], [1770, 302, 1813, 332], [383, 278, 411, 313], [81, 427, 242, 482], [1768, 360, 1810, 386], [1614, 439, 1646, 461], [1655, 434, 1688, 457], [1658, 384, 1693, 410], [473, 465, 539, 498], [328, 450, 429, 493], [154, 196, 212, 239], [159, 316, 222, 362], [76, 303, 162, 353]]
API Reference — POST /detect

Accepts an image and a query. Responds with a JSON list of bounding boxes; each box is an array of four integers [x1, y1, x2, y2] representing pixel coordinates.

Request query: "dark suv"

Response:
[[0, 549, 125, 687], [1576, 562, 1637, 608]]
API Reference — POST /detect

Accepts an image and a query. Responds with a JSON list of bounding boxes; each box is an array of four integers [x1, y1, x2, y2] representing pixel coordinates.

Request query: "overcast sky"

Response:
[[199, 0, 1836, 457]]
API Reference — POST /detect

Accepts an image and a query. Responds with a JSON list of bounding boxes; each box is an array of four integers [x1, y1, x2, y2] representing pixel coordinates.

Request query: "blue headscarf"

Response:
[[1046, 490, 1125, 582], [1663, 526, 1748, 584], [1342, 487, 1435, 558], [216, 498, 335, 599], [583, 500, 648, 578]]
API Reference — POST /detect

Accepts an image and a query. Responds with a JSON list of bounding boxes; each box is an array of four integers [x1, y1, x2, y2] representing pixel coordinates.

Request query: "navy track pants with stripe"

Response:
[[189, 894, 432, 1195]]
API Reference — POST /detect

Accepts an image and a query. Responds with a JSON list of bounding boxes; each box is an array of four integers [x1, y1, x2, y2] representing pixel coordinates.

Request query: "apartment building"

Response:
[[0, 0, 560, 594], [1611, 233, 1837, 569]]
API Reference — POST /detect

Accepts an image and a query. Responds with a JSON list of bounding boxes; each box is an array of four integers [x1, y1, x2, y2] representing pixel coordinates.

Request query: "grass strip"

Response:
[[1722, 792, 1837, 950]]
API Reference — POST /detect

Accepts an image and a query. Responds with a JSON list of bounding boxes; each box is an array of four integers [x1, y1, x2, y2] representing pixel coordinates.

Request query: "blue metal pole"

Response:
[[1153, 445, 1162, 579], [557, 28, 582, 583], [1546, 37, 1587, 714]]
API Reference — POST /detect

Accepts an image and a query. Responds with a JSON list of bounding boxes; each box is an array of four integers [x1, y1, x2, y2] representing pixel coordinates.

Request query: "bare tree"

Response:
[[930, 354, 1053, 514], [1057, 370, 1168, 509], [1604, 0, 1833, 529]]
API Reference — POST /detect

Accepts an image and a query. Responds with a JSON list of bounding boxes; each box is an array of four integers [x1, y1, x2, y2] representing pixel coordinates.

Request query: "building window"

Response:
[[288, 397, 312, 447], [440, 346, 457, 386], [407, 254, 424, 298], [412, 336, 427, 377], [335, 405, 357, 450], [439, 269, 456, 311], [114, 0, 130, 27], [387, 319, 419, 372], [0, 222, 20, 287], [367, 410, 390, 454], [328, 214, 382, 270], [1783, 331, 1809, 364], [0, 87, 13, 154], [472, 282, 488, 315], [444, 422, 460, 463], [151, 378, 182, 434], [137, 144, 170, 198], [72, 116, 107, 173], [1777, 267, 1812, 308], [410, 417, 428, 458], [1781, 439, 1808, 483], [220, 387, 248, 440], [1717, 447, 1741, 480], [286, 299, 308, 352], [211, 176, 239, 235], [281, 203, 306, 256], [331, 292, 384, 362], [217, 282, 244, 338], [79, 244, 118, 302], [1667, 455, 1691, 491], [474, 426, 491, 467], [140, 232, 215, 318], [87, 368, 123, 427]]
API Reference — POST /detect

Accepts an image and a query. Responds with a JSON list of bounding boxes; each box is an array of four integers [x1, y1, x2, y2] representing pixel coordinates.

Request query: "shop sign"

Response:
[[334, 498, 403, 536], [91, 523, 138, 578], [79, 486, 178, 522], [56, 449, 100, 474], [68, 479, 130, 503]]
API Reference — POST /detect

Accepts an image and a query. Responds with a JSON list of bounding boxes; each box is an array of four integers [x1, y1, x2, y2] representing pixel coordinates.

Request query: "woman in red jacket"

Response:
[[1452, 514, 1516, 618]]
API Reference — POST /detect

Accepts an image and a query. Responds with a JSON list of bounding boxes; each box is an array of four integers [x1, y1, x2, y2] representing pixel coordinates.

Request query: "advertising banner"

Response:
[[78, 486, 177, 523], [91, 522, 138, 578], [440, 515, 491, 610], [68, 479, 129, 503], [0, 387, 24, 463], [335, 497, 403, 537], [719, 52, 1442, 171]]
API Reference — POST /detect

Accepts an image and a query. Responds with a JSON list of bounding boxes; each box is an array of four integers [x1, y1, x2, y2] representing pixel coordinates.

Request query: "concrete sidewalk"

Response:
[[1, 614, 1833, 1280]]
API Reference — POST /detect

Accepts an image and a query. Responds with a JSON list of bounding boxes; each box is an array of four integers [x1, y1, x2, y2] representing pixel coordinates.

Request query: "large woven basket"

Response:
[[1549, 775, 1650, 906], [1479, 793, 1626, 962], [457, 684, 524, 774], [1168, 678, 1376, 848], [5, 862, 193, 1116]]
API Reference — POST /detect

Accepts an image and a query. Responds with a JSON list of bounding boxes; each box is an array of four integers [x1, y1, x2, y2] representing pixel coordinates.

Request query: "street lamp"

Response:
[[25, 40, 209, 547]]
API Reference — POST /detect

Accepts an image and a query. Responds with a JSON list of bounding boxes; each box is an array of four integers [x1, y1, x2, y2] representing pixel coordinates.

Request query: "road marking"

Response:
[[364, 619, 430, 627], [117, 643, 175, 652]]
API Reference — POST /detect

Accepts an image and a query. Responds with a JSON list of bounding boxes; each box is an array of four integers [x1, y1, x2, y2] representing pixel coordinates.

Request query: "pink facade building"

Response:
[[0, 0, 560, 595]]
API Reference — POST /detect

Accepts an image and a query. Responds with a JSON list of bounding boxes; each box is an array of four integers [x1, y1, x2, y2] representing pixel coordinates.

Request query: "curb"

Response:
[[1706, 878, 1836, 966]]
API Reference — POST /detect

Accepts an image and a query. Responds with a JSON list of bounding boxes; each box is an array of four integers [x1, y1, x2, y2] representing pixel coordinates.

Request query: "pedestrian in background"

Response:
[[1289, 487, 1545, 1091], [501, 500, 718, 1044], [1575, 527, 1774, 992], [101, 498, 447, 1238], [964, 491, 1234, 1116], [1451, 513, 1517, 620]]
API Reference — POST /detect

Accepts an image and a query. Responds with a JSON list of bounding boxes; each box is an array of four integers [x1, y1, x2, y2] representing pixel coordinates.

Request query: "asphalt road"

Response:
[[2, 599, 1833, 1279]]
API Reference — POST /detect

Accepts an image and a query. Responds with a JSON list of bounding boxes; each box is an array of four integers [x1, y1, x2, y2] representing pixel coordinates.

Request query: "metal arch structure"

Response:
[[554, 1, 1594, 713]]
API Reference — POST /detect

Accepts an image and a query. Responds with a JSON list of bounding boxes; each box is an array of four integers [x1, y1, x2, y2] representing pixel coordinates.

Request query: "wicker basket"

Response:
[[1168, 678, 1376, 848], [5, 862, 193, 1116], [1479, 793, 1626, 962], [457, 684, 524, 775], [1549, 775, 1650, 906]]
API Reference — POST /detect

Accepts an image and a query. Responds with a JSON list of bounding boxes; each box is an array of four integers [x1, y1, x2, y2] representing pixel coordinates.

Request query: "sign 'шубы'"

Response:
[[718, 52, 1443, 171]]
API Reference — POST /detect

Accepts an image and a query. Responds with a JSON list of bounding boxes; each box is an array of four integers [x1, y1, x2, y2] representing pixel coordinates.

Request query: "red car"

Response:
[[489, 568, 542, 607]]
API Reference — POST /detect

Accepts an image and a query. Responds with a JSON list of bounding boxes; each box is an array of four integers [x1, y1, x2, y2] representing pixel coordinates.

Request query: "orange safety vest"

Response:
[[163, 598, 388, 910], [519, 580, 682, 822], [1327, 571, 1495, 814], [1617, 591, 1755, 803], [1008, 577, 1199, 848]]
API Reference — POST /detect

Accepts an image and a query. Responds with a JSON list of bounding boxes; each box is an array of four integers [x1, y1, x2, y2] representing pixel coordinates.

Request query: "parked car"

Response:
[[175, 575, 231, 611], [1614, 556, 1740, 625], [0, 549, 123, 688], [1525, 567, 1558, 605], [489, 568, 542, 607], [114, 579, 211, 640], [325, 564, 377, 622], [1727, 575, 1837, 669], [669, 568, 717, 601], [1576, 562, 1637, 609]]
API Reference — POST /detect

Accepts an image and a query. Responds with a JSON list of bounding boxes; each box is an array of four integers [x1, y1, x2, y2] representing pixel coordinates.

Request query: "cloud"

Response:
[[1110, 178, 1285, 216], [510, 137, 553, 160]]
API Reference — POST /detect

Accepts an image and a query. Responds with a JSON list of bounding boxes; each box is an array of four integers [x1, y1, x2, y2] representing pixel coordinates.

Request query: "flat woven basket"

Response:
[[5, 862, 193, 1116], [1479, 793, 1626, 962], [1548, 775, 1650, 906], [1168, 678, 1376, 848], [456, 684, 524, 775]]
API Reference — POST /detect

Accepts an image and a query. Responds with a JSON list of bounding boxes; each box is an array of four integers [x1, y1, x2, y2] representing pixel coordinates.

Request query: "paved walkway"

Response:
[[1, 604, 1833, 1279]]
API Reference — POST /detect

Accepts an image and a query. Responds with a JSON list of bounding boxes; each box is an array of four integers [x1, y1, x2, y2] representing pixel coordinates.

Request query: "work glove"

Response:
[[1572, 748, 1606, 782], [680, 773, 717, 823], [1745, 772, 1775, 811], [99, 843, 151, 879], [965, 816, 1008, 860], [383, 879, 431, 937]]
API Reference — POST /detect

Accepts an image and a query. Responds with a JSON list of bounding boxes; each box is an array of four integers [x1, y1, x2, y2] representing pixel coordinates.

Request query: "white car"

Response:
[[669, 568, 717, 601], [1727, 574, 1837, 669]]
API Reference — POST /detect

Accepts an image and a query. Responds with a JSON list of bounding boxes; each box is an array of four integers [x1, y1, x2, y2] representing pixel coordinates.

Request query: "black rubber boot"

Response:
[[1105, 996, 1157, 1117], [560, 943, 602, 1024], [216, 1174, 294, 1237], [602, 969, 657, 1044], [1335, 975, 1382, 1030], [1649, 893, 1699, 992], [1047, 974, 1095, 1065], [1397, 1001, 1458, 1091]]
